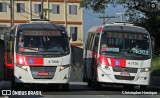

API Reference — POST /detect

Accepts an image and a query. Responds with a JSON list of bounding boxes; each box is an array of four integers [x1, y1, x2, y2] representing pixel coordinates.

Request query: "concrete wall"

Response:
[[70, 46, 83, 81]]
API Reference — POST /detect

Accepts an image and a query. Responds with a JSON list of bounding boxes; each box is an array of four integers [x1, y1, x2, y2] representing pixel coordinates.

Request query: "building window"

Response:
[[52, 4, 60, 14], [70, 27, 78, 37], [17, 3, 25, 13], [0, 3, 7, 12], [69, 5, 77, 15], [34, 4, 41, 13]]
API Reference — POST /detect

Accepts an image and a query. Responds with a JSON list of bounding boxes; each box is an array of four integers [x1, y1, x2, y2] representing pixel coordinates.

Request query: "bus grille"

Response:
[[114, 75, 135, 80], [113, 67, 138, 80], [113, 67, 138, 73], [30, 66, 57, 79]]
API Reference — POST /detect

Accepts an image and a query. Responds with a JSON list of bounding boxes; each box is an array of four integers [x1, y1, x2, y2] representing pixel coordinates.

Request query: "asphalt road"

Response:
[[0, 81, 160, 98]]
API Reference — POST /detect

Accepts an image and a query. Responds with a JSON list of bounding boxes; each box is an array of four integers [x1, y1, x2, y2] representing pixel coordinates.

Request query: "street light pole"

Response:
[[40, 0, 44, 19], [99, 16, 116, 25], [64, 0, 67, 29], [10, 0, 14, 28], [116, 13, 124, 22], [30, 0, 32, 20]]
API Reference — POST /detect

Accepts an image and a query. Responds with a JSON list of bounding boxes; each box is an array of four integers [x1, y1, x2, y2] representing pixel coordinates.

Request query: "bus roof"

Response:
[[88, 23, 149, 34], [16, 20, 65, 31]]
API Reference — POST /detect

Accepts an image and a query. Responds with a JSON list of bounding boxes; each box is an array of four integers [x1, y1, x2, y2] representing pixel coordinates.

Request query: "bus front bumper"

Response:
[[14, 66, 70, 84], [97, 67, 150, 86]]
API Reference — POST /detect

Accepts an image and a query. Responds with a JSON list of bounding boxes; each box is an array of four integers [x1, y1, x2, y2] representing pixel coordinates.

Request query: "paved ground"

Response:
[[0, 81, 160, 98]]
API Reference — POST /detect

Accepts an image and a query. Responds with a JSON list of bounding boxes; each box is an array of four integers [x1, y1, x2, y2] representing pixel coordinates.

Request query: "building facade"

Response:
[[0, 0, 83, 46]]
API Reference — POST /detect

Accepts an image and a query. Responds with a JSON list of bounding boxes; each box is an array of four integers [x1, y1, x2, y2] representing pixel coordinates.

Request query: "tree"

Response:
[[80, 0, 160, 50]]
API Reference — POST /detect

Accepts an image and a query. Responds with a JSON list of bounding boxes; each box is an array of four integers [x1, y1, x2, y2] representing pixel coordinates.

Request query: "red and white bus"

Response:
[[83, 22, 152, 90], [0, 20, 73, 90]]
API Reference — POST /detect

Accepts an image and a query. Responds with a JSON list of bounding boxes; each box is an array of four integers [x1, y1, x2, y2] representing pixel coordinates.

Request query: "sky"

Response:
[[83, 4, 126, 41]]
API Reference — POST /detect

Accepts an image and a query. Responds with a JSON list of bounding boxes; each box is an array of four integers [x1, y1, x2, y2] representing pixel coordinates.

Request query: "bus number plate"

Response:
[[120, 72, 130, 76], [38, 72, 49, 76]]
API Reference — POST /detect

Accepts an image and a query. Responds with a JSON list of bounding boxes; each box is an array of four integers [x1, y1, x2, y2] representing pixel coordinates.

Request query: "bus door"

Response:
[[85, 33, 95, 79], [91, 33, 100, 80]]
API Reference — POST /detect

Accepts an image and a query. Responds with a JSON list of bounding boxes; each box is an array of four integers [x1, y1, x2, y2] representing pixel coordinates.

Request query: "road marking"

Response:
[[0, 96, 9, 98]]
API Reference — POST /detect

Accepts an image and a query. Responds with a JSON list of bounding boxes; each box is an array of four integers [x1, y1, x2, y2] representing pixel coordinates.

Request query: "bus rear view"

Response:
[[83, 23, 152, 90]]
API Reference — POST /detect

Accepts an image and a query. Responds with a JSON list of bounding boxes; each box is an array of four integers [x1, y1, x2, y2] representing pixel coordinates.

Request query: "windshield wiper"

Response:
[[119, 52, 127, 58], [39, 50, 65, 54]]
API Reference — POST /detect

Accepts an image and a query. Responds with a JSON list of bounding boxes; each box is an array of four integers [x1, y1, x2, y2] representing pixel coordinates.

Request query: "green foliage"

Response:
[[80, 0, 160, 49], [80, 0, 110, 12], [43, 8, 52, 13], [80, 0, 160, 77], [151, 56, 160, 77], [42, 8, 52, 19]]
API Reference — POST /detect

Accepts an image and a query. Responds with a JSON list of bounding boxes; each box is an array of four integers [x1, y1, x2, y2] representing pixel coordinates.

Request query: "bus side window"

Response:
[[86, 34, 91, 50], [89, 34, 95, 50], [92, 34, 99, 52]]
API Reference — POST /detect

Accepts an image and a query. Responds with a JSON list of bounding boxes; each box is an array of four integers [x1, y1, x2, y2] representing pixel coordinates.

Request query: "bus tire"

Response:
[[123, 85, 134, 91], [82, 64, 87, 82], [49, 84, 60, 91], [0, 44, 4, 81], [61, 84, 69, 91], [12, 82, 23, 90], [93, 82, 102, 90], [87, 79, 92, 87], [11, 77, 23, 90], [140, 85, 147, 91]]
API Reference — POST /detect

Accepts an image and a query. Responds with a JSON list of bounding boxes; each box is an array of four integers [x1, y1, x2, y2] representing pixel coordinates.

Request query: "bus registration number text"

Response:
[[120, 72, 130, 76], [38, 72, 49, 76]]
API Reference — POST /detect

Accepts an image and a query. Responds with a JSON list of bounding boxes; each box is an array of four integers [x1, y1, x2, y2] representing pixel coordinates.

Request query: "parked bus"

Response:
[[0, 19, 74, 90], [83, 22, 152, 90]]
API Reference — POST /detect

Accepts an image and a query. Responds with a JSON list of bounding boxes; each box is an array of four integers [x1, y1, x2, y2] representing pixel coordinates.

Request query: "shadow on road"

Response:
[[1, 81, 160, 95]]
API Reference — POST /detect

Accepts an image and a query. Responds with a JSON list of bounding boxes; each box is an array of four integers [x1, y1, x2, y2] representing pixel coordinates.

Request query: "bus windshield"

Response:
[[16, 30, 70, 55], [100, 31, 151, 60]]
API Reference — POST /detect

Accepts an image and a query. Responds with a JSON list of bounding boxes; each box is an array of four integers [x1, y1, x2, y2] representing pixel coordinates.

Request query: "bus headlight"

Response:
[[59, 65, 70, 71], [99, 64, 110, 70], [15, 64, 28, 71], [141, 68, 151, 72]]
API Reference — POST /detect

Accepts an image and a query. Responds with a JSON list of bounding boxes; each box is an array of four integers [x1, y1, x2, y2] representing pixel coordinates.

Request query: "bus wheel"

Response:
[[82, 65, 87, 82], [87, 79, 92, 87], [11, 77, 23, 90], [49, 84, 60, 91], [93, 82, 102, 90], [61, 84, 69, 91], [140, 85, 147, 91], [0, 44, 4, 81], [11, 81, 15, 90], [123, 85, 134, 91]]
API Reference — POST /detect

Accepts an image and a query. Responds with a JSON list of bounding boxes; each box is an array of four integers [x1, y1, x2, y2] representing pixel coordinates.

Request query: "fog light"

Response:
[[19, 76, 22, 79], [144, 77, 147, 80], [63, 75, 68, 80]]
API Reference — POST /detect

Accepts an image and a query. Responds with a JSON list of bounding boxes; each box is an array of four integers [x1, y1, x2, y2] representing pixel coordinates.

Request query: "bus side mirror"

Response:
[[10, 33, 15, 41], [4, 32, 11, 41], [68, 37, 71, 41], [71, 32, 77, 41]]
